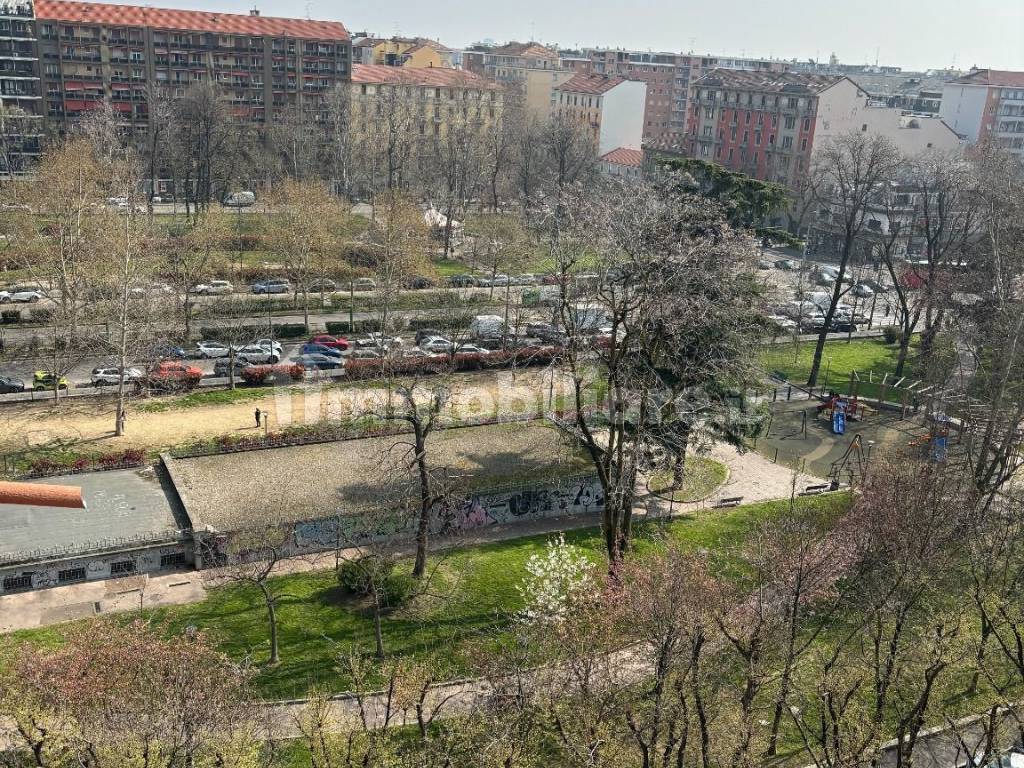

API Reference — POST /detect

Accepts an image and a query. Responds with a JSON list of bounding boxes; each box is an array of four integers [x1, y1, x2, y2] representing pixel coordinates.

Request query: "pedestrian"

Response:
[[254, 407, 261, 428]]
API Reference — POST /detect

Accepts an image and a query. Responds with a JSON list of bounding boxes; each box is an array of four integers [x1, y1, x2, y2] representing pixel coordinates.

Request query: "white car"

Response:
[[355, 333, 402, 349], [766, 315, 798, 332], [235, 343, 281, 364], [191, 280, 234, 296], [419, 336, 453, 354], [196, 341, 232, 358], [454, 344, 490, 355], [91, 366, 144, 386], [853, 283, 875, 298], [1, 287, 41, 303]]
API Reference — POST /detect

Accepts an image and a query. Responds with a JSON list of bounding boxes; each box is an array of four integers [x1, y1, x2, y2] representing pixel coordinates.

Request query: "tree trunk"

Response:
[[807, 235, 854, 386], [259, 582, 280, 665], [412, 424, 431, 580], [372, 585, 385, 659], [671, 428, 690, 489]]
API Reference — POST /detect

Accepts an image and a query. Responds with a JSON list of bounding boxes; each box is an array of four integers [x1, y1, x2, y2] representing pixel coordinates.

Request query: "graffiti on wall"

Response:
[[288, 476, 604, 555]]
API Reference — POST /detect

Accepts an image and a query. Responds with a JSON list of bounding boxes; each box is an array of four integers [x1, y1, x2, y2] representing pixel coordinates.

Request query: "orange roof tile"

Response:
[[555, 72, 627, 95], [36, 0, 349, 40], [600, 147, 643, 167], [352, 63, 498, 89], [951, 69, 1024, 88]]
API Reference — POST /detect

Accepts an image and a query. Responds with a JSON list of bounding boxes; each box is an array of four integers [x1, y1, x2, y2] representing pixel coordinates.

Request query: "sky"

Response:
[[113, 0, 1024, 73]]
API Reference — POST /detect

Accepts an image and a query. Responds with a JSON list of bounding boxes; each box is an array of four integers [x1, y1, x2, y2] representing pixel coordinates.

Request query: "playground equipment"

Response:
[[829, 434, 869, 487]]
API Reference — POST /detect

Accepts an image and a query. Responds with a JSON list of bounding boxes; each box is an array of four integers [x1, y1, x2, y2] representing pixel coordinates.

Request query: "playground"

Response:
[[758, 371, 966, 483]]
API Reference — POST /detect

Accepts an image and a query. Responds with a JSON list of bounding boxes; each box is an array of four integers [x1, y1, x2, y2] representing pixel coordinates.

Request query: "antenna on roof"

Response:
[[304, 1, 311, 19]]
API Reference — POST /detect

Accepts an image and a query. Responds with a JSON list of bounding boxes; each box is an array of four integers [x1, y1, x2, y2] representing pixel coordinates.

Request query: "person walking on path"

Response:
[[254, 407, 262, 428]]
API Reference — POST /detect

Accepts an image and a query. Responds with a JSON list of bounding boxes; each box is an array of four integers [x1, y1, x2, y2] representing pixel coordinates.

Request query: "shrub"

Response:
[[325, 319, 382, 335], [276, 323, 308, 338], [883, 326, 903, 345], [30, 307, 53, 323], [240, 364, 305, 385], [1, 310, 20, 324], [337, 556, 415, 608]]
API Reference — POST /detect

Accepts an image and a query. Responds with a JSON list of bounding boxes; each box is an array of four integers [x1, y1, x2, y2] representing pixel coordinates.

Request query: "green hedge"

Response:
[[325, 320, 382, 335], [199, 322, 307, 341], [1, 310, 20, 324]]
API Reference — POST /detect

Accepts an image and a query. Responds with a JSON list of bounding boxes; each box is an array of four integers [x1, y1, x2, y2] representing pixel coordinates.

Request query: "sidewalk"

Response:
[[0, 444, 823, 634]]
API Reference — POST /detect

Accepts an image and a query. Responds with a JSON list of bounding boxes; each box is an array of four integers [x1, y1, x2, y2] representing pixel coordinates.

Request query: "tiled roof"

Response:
[[950, 69, 1024, 88], [600, 147, 643, 167], [490, 41, 558, 59], [35, 0, 349, 40], [556, 72, 626, 95], [352, 63, 498, 89], [693, 68, 845, 94]]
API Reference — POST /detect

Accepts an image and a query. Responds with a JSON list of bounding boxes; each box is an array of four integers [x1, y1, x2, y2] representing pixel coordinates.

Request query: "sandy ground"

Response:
[[0, 369, 571, 458]]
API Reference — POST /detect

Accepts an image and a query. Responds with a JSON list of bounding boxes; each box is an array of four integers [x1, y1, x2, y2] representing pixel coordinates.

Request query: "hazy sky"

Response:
[[126, 0, 1024, 73]]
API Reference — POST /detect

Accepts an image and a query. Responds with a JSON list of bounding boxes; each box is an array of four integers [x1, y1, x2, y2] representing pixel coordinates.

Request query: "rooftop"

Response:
[[352, 63, 497, 88], [694, 68, 846, 94], [489, 41, 559, 59], [600, 147, 643, 167], [166, 421, 591, 532], [950, 69, 1024, 88], [556, 72, 627, 95], [35, 0, 350, 40], [0, 467, 186, 564]]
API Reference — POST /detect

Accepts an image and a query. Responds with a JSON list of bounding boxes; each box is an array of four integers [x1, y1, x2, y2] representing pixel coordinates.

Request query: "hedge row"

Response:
[[344, 346, 560, 380], [198, 323, 307, 341], [325, 320, 382, 335], [240, 364, 305, 385]]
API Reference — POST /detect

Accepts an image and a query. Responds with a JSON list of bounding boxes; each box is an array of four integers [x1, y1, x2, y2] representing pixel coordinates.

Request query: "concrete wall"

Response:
[[599, 80, 647, 155], [939, 83, 989, 143], [0, 541, 193, 595], [197, 474, 605, 565], [817, 79, 962, 156]]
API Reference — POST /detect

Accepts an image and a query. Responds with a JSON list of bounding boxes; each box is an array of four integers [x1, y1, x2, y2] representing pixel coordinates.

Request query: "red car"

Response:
[[147, 361, 203, 389], [309, 334, 350, 351]]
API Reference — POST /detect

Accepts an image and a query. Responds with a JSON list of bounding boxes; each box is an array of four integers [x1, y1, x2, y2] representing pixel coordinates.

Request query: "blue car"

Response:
[[296, 353, 342, 370], [301, 342, 343, 358]]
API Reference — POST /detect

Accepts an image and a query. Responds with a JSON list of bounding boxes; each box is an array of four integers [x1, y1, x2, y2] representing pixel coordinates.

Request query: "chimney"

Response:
[[249, 7, 259, 15]]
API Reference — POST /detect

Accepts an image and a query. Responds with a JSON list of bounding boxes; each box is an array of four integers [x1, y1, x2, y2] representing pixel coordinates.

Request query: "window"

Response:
[[700, 144, 709, 156], [784, 116, 796, 130], [110, 560, 136, 575], [3, 574, 31, 592], [705, 106, 714, 119], [800, 138, 808, 152], [745, 111, 751, 124], [703, 125, 712, 136], [160, 552, 187, 568], [803, 118, 810, 131], [755, 131, 761, 145], [58, 567, 86, 583], [781, 136, 793, 149], [861, 124, 868, 132]]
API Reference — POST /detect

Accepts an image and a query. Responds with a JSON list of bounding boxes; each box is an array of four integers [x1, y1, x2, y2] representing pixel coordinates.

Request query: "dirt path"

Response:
[[0, 369, 565, 457]]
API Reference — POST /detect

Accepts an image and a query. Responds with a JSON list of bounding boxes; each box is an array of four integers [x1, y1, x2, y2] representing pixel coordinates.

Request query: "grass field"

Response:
[[762, 336, 916, 395], [0, 495, 845, 700], [647, 455, 729, 502]]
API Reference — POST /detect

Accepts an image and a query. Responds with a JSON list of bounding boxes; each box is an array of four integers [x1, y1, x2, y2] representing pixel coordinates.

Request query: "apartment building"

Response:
[[685, 69, 960, 188], [598, 146, 642, 179], [351, 63, 502, 139], [571, 49, 787, 143], [553, 73, 645, 156], [0, 0, 43, 171], [940, 69, 1024, 159], [4, 0, 350, 135], [351, 35, 452, 69], [468, 41, 573, 118]]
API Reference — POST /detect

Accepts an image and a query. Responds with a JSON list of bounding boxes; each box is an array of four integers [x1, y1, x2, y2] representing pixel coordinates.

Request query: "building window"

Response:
[[703, 125, 712, 136], [803, 118, 811, 131], [3, 574, 31, 592], [705, 107, 713, 119], [700, 144, 709, 156], [800, 138, 808, 152], [782, 136, 793, 149], [58, 567, 86, 583], [862, 124, 868, 132], [110, 560, 136, 575], [160, 552, 187, 569], [784, 116, 796, 130]]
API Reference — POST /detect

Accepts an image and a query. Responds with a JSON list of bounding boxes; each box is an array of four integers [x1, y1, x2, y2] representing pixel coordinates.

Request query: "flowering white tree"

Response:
[[517, 534, 595, 626]]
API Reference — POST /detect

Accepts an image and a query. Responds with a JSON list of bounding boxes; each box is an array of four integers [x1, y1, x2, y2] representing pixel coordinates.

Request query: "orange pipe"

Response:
[[0, 481, 85, 509]]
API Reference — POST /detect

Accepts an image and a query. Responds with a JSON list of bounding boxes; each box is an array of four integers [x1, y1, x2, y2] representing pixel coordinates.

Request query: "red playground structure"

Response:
[[817, 393, 868, 422]]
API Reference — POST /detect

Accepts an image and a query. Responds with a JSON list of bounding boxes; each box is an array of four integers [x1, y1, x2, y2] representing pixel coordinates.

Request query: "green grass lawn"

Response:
[[647, 456, 729, 502], [431, 258, 472, 277], [0, 495, 847, 701], [762, 337, 916, 395]]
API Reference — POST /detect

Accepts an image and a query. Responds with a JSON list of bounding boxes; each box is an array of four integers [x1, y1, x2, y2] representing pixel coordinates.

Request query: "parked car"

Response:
[[0, 375, 24, 393], [355, 333, 401, 349], [853, 283, 875, 298], [308, 334, 350, 351], [249, 338, 283, 354], [513, 274, 538, 286], [414, 328, 445, 345], [813, 318, 858, 333], [525, 323, 567, 345], [406, 276, 434, 289], [213, 358, 254, 377], [251, 279, 291, 295], [308, 278, 337, 292], [350, 277, 377, 291], [775, 259, 800, 270], [223, 191, 256, 207], [1, 286, 42, 302], [91, 366, 144, 386], [419, 335, 453, 354], [400, 348, 431, 358], [301, 342, 344, 358], [32, 371, 69, 391], [147, 361, 203, 388], [196, 341, 231, 359], [758, 259, 774, 270], [766, 315, 798, 332], [454, 344, 489, 355], [191, 280, 234, 295], [235, 342, 281, 364], [478, 274, 510, 288], [150, 343, 188, 360], [449, 274, 478, 287], [350, 348, 382, 359], [295, 353, 342, 370]]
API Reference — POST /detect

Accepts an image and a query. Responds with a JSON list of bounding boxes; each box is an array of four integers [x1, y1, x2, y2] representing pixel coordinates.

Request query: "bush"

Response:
[[407, 315, 471, 331], [240, 364, 305, 385], [337, 556, 415, 608], [30, 307, 53, 323], [1, 309, 20, 324], [325, 320, 382, 335], [883, 326, 904, 345], [276, 323, 308, 339]]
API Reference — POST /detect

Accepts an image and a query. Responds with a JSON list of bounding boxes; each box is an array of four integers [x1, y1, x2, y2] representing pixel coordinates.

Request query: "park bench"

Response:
[[713, 496, 744, 508], [798, 483, 832, 496]]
